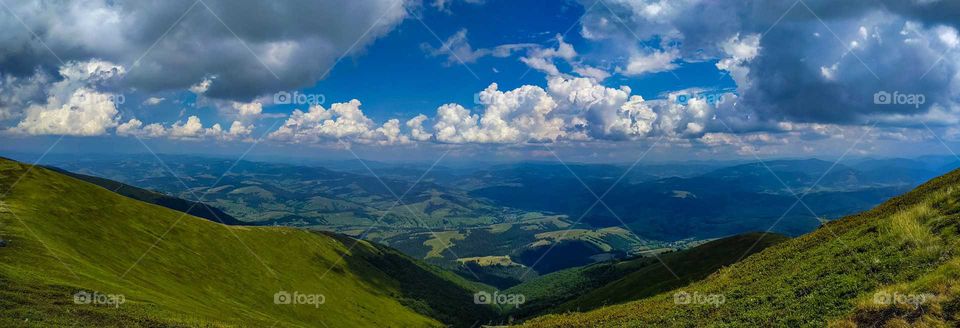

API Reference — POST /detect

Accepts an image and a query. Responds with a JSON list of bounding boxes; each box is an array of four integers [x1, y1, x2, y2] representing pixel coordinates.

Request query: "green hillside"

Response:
[[503, 233, 788, 319], [45, 166, 247, 226], [524, 168, 960, 327], [0, 158, 495, 327]]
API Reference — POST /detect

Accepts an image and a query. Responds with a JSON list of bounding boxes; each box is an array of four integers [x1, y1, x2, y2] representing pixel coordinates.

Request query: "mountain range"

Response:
[[2, 155, 960, 326]]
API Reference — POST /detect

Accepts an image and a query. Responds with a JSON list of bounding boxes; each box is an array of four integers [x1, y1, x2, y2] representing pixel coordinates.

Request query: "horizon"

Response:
[[4, 149, 959, 167]]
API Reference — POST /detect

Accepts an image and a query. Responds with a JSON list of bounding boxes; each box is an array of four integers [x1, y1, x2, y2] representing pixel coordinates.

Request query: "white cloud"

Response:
[[142, 97, 165, 106], [10, 60, 125, 136], [519, 34, 579, 77], [231, 101, 263, 119], [572, 65, 612, 82], [268, 99, 409, 145], [406, 114, 432, 141], [546, 76, 660, 140], [116, 118, 144, 137], [717, 33, 761, 89], [438, 83, 565, 143], [225, 121, 255, 141], [116, 115, 250, 141], [422, 29, 536, 65], [169, 116, 211, 140], [520, 56, 563, 77], [421, 77, 670, 144], [189, 78, 213, 95], [617, 48, 679, 76]]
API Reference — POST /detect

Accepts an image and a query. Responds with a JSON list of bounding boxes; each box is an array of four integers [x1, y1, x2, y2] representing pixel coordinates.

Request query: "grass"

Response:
[[457, 256, 521, 267], [0, 158, 495, 327], [423, 231, 466, 259], [521, 167, 960, 327], [502, 232, 788, 319]]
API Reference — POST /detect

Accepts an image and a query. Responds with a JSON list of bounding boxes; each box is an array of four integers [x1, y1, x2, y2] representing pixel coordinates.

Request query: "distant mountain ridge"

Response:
[[469, 158, 937, 240]]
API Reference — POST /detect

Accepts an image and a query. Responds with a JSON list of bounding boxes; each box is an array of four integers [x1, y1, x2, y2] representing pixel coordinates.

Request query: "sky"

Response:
[[0, 0, 959, 162]]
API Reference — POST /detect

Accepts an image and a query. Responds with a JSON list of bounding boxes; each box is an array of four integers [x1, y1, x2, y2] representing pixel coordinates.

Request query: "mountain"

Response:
[[523, 167, 960, 327], [503, 232, 788, 319], [44, 155, 510, 229], [39, 156, 684, 284], [471, 159, 922, 240], [45, 167, 247, 226], [0, 158, 497, 327]]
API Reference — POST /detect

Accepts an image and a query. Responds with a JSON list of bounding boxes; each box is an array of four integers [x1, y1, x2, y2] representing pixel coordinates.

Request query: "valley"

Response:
[[29, 154, 957, 289], [2, 155, 960, 326]]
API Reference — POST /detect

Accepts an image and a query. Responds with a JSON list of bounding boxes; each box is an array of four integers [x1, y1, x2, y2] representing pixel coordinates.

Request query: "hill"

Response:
[[0, 158, 496, 327], [45, 155, 508, 229], [46, 167, 247, 226], [523, 167, 960, 327], [503, 233, 788, 319]]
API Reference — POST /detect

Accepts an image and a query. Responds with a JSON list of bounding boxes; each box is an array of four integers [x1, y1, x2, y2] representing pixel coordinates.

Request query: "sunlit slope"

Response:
[[502, 233, 787, 319], [524, 168, 960, 327], [0, 158, 489, 327]]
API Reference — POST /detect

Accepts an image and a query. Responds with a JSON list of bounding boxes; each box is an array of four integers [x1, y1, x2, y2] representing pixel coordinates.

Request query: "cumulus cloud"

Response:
[[0, 0, 411, 100], [8, 60, 125, 136], [268, 99, 411, 145], [433, 84, 564, 143], [231, 101, 263, 119], [546, 76, 665, 140], [117, 116, 253, 141], [406, 114, 433, 142], [264, 74, 711, 146]]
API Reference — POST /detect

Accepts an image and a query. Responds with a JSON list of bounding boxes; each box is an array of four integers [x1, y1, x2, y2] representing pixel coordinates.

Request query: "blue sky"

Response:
[[0, 0, 959, 162]]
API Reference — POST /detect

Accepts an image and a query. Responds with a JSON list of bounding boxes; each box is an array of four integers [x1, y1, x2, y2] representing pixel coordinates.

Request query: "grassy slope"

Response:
[[524, 168, 960, 327], [0, 159, 493, 327], [557, 232, 788, 313], [504, 233, 787, 319], [47, 167, 247, 226]]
